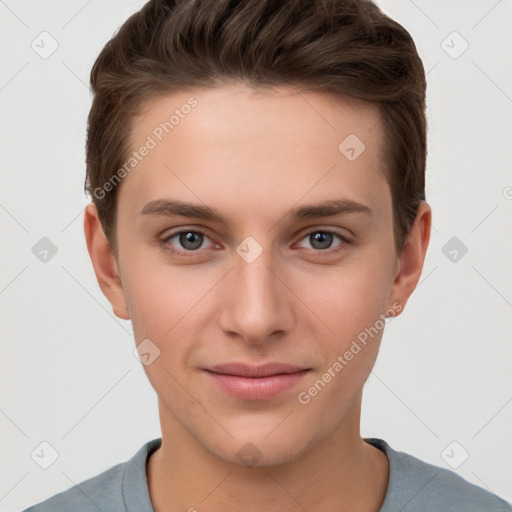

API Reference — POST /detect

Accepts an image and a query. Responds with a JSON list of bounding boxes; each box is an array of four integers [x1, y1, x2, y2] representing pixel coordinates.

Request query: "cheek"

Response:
[[305, 261, 392, 334], [124, 262, 205, 402], [299, 261, 392, 398], [297, 270, 390, 414], [123, 257, 213, 339]]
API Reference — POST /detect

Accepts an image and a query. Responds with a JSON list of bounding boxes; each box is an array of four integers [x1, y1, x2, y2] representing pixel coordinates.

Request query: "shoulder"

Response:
[[21, 462, 126, 512], [365, 438, 511, 512], [365, 438, 512, 512], [21, 439, 161, 512]]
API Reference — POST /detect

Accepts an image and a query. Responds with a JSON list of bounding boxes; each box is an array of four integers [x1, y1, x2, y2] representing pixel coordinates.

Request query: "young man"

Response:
[[23, 0, 511, 510]]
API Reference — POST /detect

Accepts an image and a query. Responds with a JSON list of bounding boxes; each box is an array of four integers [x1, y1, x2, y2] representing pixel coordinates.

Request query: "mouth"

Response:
[[203, 363, 311, 400]]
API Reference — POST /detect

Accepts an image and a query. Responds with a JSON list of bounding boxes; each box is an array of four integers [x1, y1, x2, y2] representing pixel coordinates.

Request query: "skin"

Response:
[[84, 84, 431, 511]]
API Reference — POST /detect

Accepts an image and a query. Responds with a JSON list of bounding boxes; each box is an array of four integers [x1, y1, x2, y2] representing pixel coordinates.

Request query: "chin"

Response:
[[223, 437, 306, 468], [201, 418, 322, 469]]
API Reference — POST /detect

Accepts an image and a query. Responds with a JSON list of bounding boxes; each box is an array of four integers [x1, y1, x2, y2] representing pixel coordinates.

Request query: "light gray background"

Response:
[[1, 1, 511, 510]]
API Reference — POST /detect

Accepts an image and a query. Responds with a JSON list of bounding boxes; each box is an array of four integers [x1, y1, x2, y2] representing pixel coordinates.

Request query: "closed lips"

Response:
[[205, 363, 310, 378], [203, 363, 311, 400]]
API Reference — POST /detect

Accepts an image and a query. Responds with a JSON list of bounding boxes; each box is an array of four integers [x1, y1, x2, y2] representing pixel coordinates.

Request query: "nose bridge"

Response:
[[219, 238, 293, 343]]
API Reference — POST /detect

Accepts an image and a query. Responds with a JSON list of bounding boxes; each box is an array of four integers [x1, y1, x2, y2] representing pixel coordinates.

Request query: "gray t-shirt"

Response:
[[22, 437, 511, 511]]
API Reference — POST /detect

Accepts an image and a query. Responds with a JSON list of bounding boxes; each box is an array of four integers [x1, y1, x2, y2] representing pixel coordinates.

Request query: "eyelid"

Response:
[[295, 224, 353, 241], [165, 227, 216, 240]]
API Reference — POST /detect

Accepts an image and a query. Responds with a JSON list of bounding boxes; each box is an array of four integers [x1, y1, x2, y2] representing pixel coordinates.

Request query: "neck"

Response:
[[147, 397, 389, 512]]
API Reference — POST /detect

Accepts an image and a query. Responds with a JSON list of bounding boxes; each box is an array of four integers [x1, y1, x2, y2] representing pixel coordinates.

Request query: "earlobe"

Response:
[[388, 201, 432, 315], [83, 203, 131, 320]]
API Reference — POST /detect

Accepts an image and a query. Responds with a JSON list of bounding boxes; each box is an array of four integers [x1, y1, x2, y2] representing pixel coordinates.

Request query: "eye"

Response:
[[161, 229, 218, 256], [160, 227, 350, 259], [296, 230, 349, 254]]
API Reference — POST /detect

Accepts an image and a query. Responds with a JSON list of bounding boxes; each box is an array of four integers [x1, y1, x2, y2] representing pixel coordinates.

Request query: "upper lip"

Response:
[[205, 363, 310, 378]]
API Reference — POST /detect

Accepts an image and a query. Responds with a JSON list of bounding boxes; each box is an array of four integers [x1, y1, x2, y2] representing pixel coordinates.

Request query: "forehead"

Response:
[[131, 84, 383, 154], [118, 84, 389, 224]]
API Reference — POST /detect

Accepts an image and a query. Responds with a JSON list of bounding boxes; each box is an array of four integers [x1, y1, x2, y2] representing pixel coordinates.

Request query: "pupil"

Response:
[[181, 232, 202, 250], [312, 232, 332, 250]]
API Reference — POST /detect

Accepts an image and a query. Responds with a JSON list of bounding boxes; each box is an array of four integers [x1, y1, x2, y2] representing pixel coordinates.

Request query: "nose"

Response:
[[218, 244, 296, 345]]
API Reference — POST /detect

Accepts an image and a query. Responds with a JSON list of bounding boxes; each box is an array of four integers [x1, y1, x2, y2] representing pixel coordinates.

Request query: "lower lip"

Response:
[[205, 370, 310, 400]]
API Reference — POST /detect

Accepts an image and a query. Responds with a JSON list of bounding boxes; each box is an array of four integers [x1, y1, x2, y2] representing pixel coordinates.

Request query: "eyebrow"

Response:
[[139, 197, 372, 223]]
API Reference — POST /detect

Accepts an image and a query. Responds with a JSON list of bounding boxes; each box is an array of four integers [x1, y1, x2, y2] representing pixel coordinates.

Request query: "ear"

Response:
[[83, 202, 130, 320], [387, 201, 431, 315]]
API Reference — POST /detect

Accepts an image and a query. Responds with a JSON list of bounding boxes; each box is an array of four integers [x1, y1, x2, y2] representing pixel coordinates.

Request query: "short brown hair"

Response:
[[85, 0, 427, 256]]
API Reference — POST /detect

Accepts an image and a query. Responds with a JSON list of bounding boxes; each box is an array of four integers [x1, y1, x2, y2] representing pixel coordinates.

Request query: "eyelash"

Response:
[[160, 228, 351, 258]]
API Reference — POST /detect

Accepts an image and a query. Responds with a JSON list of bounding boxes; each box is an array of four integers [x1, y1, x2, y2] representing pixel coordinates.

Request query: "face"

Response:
[[93, 84, 418, 467]]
